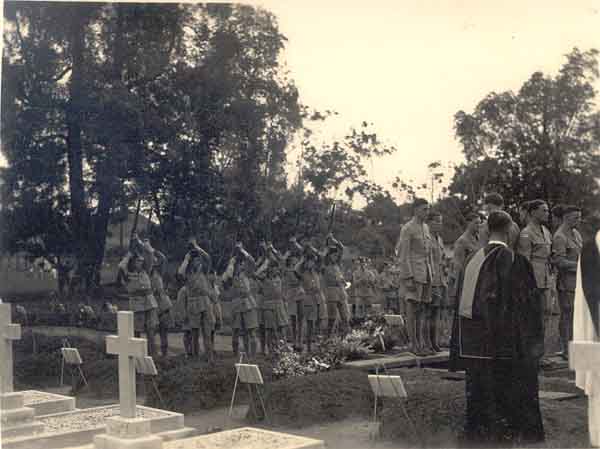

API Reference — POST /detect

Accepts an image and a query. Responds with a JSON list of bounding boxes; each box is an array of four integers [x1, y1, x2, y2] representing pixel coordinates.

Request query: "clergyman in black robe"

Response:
[[449, 210, 545, 447]]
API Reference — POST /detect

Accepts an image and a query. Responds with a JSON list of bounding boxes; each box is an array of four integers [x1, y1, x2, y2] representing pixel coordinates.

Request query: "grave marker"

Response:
[[0, 303, 22, 394], [94, 311, 163, 449], [105, 311, 147, 419], [0, 303, 45, 440]]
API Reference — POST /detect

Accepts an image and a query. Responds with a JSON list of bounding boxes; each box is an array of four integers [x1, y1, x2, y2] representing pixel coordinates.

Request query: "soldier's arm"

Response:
[[510, 222, 521, 249], [552, 234, 577, 272], [118, 252, 132, 272], [139, 240, 155, 273], [397, 227, 414, 280], [448, 240, 467, 296], [191, 244, 212, 271], [177, 252, 191, 278], [517, 231, 533, 261], [153, 251, 167, 277], [254, 258, 269, 279], [293, 257, 304, 278], [222, 257, 236, 282]]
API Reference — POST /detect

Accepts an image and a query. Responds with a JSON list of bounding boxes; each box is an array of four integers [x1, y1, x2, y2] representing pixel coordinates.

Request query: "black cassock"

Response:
[[449, 243, 545, 447]]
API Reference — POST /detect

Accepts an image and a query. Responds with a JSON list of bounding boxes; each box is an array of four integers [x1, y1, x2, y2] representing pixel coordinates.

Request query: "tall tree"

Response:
[[2, 2, 187, 289], [451, 47, 600, 216]]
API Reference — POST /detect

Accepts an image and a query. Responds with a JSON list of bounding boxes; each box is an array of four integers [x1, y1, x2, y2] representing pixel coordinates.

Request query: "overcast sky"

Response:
[[1, 1, 599, 203], [257, 0, 600, 200]]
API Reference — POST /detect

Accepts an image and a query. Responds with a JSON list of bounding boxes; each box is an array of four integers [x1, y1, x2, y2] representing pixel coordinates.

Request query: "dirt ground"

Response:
[[14, 301, 586, 448], [64, 364, 589, 449]]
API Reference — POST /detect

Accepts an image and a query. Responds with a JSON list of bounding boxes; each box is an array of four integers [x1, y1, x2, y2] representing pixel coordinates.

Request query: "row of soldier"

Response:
[[117, 231, 354, 361], [396, 192, 581, 361]]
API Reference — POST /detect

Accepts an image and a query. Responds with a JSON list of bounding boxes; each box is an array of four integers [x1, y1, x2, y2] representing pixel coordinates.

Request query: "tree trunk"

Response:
[[66, 11, 91, 291]]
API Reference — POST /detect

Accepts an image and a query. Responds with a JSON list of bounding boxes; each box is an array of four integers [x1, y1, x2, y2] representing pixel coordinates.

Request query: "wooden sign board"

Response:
[[235, 364, 264, 384], [135, 356, 158, 376], [368, 375, 407, 399], [384, 314, 404, 327], [61, 347, 83, 365]]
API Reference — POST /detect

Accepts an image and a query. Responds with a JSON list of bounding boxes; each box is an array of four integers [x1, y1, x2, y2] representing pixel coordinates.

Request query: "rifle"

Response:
[[327, 201, 337, 235], [130, 197, 142, 243]]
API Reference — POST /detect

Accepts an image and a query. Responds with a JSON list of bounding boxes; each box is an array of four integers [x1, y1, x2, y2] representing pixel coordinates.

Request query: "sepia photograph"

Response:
[[0, 1, 599, 448]]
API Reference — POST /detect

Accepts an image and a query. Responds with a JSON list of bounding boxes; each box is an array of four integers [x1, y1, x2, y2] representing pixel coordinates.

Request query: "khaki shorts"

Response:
[[327, 301, 349, 324], [405, 281, 432, 304], [232, 309, 259, 331], [185, 308, 215, 331], [134, 309, 159, 333], [540, 288, 554, 315], [158, 309, 174, 328], [262, 300, 289, 329], [431, 285, 446, 308], [558, 289, 575, 313]]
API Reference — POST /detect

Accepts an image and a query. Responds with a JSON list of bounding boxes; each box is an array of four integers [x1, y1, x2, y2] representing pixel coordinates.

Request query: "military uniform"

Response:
[[518, 223, 554, 314], [323, 262, 350, 324], [150, 268, 173, 356], [396, 217, 435, 302], [302, 269, 324, 322], [430, 234, 448, 307], [262, 274, 289, 330], [380, 266, 400, 314], [283, 262, 305, 320], [121, 258, 159, 335], [229, 269, 259, 332], [552, 225, 583, 354], [179, 273, 216, 330], [354, 265, 376, 316], [448, 231, 479, 305]]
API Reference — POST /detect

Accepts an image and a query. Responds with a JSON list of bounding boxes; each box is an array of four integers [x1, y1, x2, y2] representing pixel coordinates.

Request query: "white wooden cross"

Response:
[[0, 303, 22, 394], [106, 311, 147, 419]]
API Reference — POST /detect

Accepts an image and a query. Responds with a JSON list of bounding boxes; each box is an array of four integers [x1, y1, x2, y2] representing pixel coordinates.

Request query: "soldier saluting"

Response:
[[222, 242, 259, 358], [322, 233, 350, 339]]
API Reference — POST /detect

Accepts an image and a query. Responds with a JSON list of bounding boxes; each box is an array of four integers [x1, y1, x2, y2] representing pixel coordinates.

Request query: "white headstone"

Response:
[[106, 311, 147, 419], [0, 303, 22, 394]]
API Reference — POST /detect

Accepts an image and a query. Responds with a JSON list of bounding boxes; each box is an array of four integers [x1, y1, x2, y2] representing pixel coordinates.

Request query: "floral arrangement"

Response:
[[272, 340, 338, 379]]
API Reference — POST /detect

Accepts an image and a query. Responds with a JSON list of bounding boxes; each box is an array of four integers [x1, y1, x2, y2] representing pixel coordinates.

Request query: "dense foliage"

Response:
[[450, 48, 600, 223]]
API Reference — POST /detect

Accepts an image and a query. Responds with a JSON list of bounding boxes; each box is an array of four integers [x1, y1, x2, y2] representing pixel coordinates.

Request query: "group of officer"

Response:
[[116, 190, 581, 362], [395, 192, 582, 360]]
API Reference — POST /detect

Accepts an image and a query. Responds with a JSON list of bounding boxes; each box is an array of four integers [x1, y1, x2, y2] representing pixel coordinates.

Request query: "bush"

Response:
[[14, 334, 107, 390], [379, 368, 465, 447], [263, 369, 374, 428], [145, 355, 274, 414]]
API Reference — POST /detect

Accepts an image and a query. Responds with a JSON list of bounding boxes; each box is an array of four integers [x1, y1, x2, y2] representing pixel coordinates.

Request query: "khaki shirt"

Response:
[[323, 264, 345, 288], [448, 231, 479, 298], [479, 220, 520, 250], [353, 267, 376, 297], [125, 271, 158, 312], [379, 270, 398, 291], [396, 218, 435, 283], [518, 223, 553, 288], [552, 226, 582, 291], [430, 234, 447, 287]]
